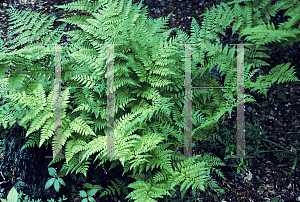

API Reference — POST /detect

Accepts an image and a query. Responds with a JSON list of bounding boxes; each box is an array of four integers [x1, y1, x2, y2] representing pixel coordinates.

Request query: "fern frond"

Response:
[[99, 178, 129, 198], [125, 171, 172, 202], [21, 132, 41, 150], [5, 7, 58, 50], [169, 158, 211, 199], [69, 116, 96, 137]]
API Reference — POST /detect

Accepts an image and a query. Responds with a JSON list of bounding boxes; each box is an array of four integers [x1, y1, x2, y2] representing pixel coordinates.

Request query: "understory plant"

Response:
[[259, 138, 300, 179], [45, 167, 67, 193], [199, 119, 268, 179], [0, 0, 299, 201], [222, 120, 267, 176], [0, 186, 67, 202], [78, 183, 103, 202]]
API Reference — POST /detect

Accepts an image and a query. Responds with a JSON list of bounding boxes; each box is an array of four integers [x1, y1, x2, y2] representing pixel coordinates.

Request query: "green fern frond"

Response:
[[5, 7, 61, 51], [21, 132, 41, 150], [54, 0, 105, 13], [99, 178, 129, 198], [145, 143, 174, 173], [59, 153, 92, 177], [25, 111, 53, 138], [169, 158, 211, 200], [126, 171, 172, 202], [247, 62, 300, 97], [65, 138, 88, 164], [240, 22, 299, 46], [69, 116, 96, 137], [39, 117, 54, 148]]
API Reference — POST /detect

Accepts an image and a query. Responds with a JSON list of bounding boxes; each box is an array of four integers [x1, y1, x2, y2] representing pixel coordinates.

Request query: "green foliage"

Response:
[[0, 186, 67, 202], [0, 0, 299, 201], [276, 83, 287, 101], [99, 178, 128, 199], [259, 138, 300, 179], [224, 122, 266, 172], [78, 183, 103, 202], [205, 117, 300, 180], [225, 0, 300, 50], [45, 167, 67, 193], [0, 187, 18, 202], [200, 119, 268, 177], [46, 196, 68, 202]]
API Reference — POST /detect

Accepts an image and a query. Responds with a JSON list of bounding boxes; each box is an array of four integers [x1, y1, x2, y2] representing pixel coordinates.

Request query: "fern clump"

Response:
[[0, 0, 299, 201]]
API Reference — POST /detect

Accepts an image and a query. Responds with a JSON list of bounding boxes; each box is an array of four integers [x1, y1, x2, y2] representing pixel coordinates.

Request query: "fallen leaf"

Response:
[[243, 170, 253, 182]]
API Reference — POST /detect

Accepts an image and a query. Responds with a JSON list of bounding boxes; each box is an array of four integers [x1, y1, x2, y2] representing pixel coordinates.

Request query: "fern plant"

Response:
[[99, 178, 128, 199], [0, 0, 299, 201]]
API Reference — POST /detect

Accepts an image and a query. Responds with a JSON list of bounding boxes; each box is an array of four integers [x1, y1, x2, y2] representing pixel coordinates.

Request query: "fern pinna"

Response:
[[0, 0, 299, 201]]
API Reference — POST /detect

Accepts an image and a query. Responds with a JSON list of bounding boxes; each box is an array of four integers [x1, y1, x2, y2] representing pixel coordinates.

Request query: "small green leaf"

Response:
[[239, 159, 244, 166], [261, 139, 290, 152], [57, 178, 66, 186], [45, 178, 55, 190], [288, 156, 298, 179], [48, 167, 56, 177], [277, 92, 287, 101], [93, 185, 103, 190], [54, 179, 60, 192], [276, 84, 284, 91], [87, 189, 99, 197], [88, 196, 96, 202], [237, 166, 241, 174], [82, 183, 93, 189], [7, 187, 19, 202], [79, 190, 87, 197], [259, 149, 286, 153]]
